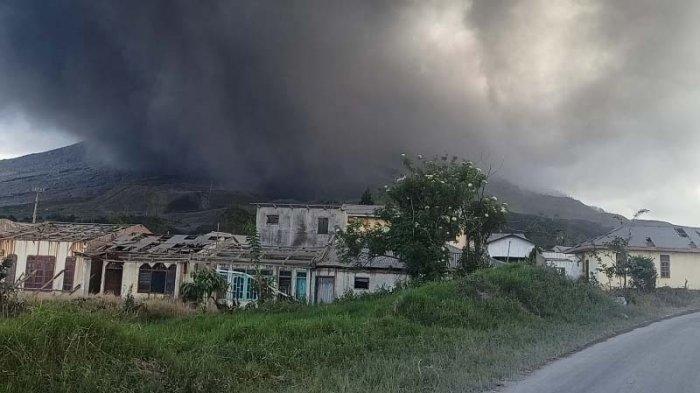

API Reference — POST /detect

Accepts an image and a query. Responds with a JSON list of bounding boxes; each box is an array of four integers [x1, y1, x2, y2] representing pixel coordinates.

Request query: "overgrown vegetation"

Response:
[[2, 265, 698, 393], [339, 155, 507, 280]]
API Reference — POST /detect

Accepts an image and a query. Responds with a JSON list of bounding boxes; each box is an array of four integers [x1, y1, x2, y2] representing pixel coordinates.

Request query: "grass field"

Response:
[[1, 264, 699, 393]]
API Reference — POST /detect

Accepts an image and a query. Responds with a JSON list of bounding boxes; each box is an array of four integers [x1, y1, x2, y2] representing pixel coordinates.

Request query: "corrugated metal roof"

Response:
[[0, 220, 148, 242], [567, 220, 700, 253], [487, 232, 531, 244]]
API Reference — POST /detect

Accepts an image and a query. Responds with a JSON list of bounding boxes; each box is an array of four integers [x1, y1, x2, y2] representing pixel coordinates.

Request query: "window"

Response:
[[278, 270, 292, 296], [266, 214, 279, 224], [63, 257, 76, 291], [25, 256, 56, 290], [317, 217, 329, 234], [138, 263, 176, 295], [615, 253, 625, 267], [354, 276, 370, 290], [660, 255, 671, 278]]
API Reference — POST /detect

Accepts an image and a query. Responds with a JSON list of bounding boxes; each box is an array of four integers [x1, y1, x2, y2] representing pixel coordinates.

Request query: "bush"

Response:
[[628, 256, 657, 292]]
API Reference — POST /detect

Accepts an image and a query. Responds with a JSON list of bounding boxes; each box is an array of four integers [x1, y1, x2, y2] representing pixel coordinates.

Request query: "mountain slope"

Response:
[[0, 144, 619, 240]]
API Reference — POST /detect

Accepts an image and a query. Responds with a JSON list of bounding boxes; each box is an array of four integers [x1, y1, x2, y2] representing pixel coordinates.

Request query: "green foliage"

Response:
[[505, 212, 611, 249], [627, 256, 657, 292], [339, 155, 507, 280], [359, 188, 375, 205], [180, 269, 229, 309], [215, 205, 255, 234], [0, 265, 697, 393], [0, 256, 24, 318]]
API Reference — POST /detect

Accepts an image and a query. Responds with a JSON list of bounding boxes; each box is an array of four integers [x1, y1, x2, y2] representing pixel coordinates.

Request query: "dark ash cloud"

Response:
[[1, 1, 700, 222]]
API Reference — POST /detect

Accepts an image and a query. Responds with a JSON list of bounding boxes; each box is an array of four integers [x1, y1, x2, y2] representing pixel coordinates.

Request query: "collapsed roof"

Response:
[[0, 220, 149, 242]]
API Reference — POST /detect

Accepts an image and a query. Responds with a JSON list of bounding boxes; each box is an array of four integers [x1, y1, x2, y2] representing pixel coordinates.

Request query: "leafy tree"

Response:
[[180, 269, 229, 310], [360, 188, 375, 205], [339, 155, 507, 280]]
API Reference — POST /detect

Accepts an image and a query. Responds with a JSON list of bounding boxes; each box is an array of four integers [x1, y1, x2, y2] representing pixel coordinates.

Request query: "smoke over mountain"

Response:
[[1, 1, 700, 221]]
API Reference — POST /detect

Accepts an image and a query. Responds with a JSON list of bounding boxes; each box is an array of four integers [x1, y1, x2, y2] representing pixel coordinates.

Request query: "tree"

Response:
[[338, 155, 507, 280], [360, 188, 375, 205], [180, 268, 229, 310], [628, 255, 657, 292]]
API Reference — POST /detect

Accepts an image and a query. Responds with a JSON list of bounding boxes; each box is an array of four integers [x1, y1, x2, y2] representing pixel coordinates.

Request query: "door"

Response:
[[295, 272, 307, 301], [315, 276, 335, 304], [104, 262, 123, 296], [89, 259, 103, 294]]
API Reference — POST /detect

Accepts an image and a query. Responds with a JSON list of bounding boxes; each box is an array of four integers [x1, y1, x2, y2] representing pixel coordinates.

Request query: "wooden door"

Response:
[[315, 276, 335, 304]]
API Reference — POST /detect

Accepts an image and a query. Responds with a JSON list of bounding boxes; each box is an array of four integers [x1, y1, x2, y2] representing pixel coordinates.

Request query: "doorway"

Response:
[[315, 276, 335, 304]]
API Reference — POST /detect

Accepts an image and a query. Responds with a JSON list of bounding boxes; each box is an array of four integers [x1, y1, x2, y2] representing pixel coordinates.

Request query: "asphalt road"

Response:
[[497, 312, 700, 393]]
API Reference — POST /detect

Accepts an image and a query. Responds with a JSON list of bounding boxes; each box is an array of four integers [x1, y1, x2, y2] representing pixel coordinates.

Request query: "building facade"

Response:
[[568, 220, 700, 289], [486, 233, 535, 262], [0, 220, 150, 295]]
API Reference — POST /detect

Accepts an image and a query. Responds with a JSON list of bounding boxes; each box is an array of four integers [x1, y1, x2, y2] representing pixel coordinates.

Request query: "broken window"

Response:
[[63, 257, 76, 291], [138, 263, 176, 295], [278, 270, 292, 296], [660, 255, 671, 278], [24, 255, 56, 290], [266, 214, 279, 225], [317, 217, 329, 234], [354, 276, 370, 290]]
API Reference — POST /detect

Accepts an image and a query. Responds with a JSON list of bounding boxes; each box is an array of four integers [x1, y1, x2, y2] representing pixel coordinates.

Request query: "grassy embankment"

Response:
[[1, 264, 699, 393]]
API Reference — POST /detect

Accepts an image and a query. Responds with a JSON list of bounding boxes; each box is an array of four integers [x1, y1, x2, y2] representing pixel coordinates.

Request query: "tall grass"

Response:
[[1, 264, 698, 393]]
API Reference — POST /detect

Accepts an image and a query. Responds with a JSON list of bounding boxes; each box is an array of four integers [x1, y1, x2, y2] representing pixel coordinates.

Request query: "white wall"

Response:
[[1, 239, 85, 292], [257, 206, 347, 247], [488, 237, 535, 259], [311, 268, 407, 302], [542, 252, 581, 279]]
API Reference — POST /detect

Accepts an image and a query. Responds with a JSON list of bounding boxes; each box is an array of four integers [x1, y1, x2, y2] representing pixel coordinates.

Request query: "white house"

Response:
[[487, 233, 535, 262], [542, 247, 581, 279]]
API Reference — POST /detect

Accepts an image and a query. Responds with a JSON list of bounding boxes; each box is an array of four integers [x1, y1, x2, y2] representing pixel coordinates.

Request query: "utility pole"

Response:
[[31, 187, 44, 224]]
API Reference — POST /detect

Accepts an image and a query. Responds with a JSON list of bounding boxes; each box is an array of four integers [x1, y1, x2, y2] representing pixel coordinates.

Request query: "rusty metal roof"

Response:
[[0, 220, 149, 242]]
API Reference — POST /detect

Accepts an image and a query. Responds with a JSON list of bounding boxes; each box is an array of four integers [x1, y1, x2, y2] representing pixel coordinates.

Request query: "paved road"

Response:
[[497, 312, 700, 393]]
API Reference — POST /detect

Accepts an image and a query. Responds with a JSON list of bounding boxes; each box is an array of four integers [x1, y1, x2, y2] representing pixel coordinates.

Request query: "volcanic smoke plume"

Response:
[[1, 1, 700, 213]]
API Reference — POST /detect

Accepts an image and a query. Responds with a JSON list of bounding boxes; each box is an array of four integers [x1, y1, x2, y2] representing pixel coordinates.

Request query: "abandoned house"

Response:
[[0, 220, 150, 295], [247, 203, 406, 303]]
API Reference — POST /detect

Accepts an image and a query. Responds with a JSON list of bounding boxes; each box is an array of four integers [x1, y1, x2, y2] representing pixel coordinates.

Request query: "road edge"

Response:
[[490, 307, 700, 392]]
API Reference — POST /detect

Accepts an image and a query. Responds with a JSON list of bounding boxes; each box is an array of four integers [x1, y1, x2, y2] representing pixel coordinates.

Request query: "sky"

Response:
[[0, 1, 699, 225]]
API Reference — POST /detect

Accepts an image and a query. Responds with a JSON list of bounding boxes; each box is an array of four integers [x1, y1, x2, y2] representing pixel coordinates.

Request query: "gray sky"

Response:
[[1, 1, 699, 225]]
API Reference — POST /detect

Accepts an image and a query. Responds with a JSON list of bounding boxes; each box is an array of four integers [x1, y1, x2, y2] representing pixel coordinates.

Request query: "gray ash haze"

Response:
[[1, 1, 700, 223]]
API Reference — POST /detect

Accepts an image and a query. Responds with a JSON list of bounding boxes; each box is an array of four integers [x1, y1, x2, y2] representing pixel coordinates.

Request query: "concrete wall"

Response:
[[257, 206, 347, 247], [0, 239, 86, 293], [542, 252, 582, 280], [580, 250, 700, 289], [488, 237, 535, 259], [311, 268, 407, 303]]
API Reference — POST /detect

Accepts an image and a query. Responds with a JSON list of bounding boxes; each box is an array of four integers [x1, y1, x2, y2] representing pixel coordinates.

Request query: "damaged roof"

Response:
[[0, 220, 149, 242], [89, 231, 234, 258], [567, 220, 700, 253], [341, 204, 383, 218]]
